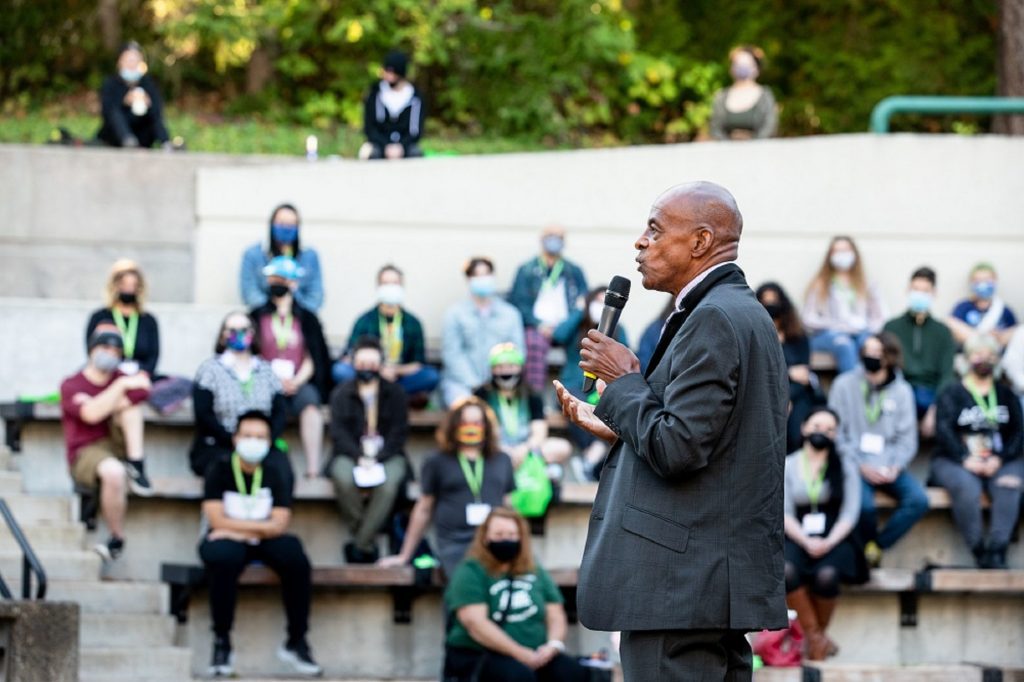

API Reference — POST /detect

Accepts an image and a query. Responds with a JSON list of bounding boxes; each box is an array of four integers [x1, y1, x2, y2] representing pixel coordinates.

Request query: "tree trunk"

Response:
[[97, 0, 122, 54], [995, 0, 1024, 134], [246, 46, 274, 95]]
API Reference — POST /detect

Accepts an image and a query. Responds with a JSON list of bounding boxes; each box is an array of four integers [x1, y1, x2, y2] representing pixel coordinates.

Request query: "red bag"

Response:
[[753, 619, 804, 667]]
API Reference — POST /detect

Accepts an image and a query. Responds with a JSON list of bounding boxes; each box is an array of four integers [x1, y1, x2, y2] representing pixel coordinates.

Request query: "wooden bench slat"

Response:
[[927, 569, 1024, 592]]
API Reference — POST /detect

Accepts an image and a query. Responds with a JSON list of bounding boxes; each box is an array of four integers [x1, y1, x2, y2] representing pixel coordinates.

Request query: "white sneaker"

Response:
[[277, 640, 323, 677]]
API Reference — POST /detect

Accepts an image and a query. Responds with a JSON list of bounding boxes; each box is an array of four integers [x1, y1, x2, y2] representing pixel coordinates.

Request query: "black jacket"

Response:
[[96, 74, 170, 148], [328, 379, 409, 464], [249, 301, 333, 401], [85, 308, 160, 377], [363, 81, 425, 150]]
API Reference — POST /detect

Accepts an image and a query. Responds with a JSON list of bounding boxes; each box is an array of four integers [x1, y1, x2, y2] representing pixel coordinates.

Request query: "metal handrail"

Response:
[[0, 498, 47, 600], [870, 95, 1024, 133]]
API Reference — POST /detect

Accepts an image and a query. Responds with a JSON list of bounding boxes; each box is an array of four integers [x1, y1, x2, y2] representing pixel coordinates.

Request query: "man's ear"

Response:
[[692, 226, 715, 257]]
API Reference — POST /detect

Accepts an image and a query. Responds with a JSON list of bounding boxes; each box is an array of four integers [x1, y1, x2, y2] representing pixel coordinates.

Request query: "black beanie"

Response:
[[383, 50, 409, 78]]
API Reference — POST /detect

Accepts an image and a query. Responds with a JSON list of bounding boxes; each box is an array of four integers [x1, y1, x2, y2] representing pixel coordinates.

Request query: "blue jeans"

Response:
[[331, 361, 439, 396], [810, 330, 872, 373], [859, 470, 929, 549], [911, 385, 937, 419]]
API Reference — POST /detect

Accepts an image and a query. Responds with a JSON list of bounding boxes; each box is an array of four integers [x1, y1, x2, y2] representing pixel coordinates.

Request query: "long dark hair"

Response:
[[803, 406, 844, 511], [268, 203, 301, 256], [756, 281, 805, 341], [214, 310, 262, 355]]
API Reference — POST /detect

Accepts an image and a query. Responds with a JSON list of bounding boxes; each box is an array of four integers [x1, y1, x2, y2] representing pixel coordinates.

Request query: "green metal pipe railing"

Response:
[[869, 95, 1024, 133]]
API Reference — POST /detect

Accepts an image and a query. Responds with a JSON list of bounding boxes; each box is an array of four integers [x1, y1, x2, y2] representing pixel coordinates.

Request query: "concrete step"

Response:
[[0, 522, 84, 552], [0, 493, 74, 525], [80, 612, 176, 648], [0, 548, 99, 581], [0, 471, 25, 494], [755, 665, 986, 682], [80, 645, 192, 680], [44, 580, 168, 614]]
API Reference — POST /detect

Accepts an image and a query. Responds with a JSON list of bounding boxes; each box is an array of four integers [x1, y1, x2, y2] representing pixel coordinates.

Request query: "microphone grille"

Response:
[[605, 276, 631, 309]]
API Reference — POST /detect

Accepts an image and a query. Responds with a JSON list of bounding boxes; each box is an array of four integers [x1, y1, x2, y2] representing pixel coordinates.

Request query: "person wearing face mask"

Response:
[[240, 203, 324, 312], [328, 338, 410, 564], [947, 262, 1018, 348], [95, 41, 171, 149], [190, 311, 288, 477], [359, 50, 426, 160], [828, 333, 927, 568], [199, 411, 322, 678], [757, 282, 823, 453], [475, 344, 572, 478], [883, 267, 956, 437], [508, 226, 589, 392], [379, 397, 516, 576], [249, 256, 332, 479], [802, 235, 888, 373], [783, 408, 866, 661], [61, 330, 154, 562], [441, 257, 526, 407], [333, 264, 439, 403], [931, 334, 1024, 569], [86, 259, 162, 378], [443, 507, 589, 682], [552, 286, 629, 481], [709, 45, 778, 141]]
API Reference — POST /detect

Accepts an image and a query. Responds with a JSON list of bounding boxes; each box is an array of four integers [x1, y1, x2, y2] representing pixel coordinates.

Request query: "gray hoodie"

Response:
[[828, 366, 918, 470]]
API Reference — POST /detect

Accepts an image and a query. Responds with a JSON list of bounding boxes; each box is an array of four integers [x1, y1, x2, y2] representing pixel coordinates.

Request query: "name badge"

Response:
[[118, 361, 140, 376], [466, 503, 491, 527], [353, 462, 387, 488], [860, 433, 885, 456], [270, 358, 296, 381], [802, 512, 826, 536]]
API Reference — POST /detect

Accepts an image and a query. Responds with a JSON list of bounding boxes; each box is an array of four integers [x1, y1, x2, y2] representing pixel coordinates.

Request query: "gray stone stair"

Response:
[[80, 645, 193, 680], [80, 612, 177, 648]]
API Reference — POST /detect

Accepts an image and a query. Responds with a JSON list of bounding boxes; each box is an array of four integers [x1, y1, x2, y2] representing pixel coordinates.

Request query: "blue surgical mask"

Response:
[[271, 224, 298, 244], [972, 280, 996, 300], [907, 291, 932, 314], [469, 275, 497, 298], [541, 235, 564, 256], [120, 68, 143, 83], [731, 64, 756, 81]]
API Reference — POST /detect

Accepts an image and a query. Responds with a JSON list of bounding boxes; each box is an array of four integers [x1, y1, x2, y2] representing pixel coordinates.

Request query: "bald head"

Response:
[[656, 181, 743, 243]]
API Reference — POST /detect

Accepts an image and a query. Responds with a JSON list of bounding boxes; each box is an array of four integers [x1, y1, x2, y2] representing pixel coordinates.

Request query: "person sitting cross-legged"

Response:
[[199, 411, 322, 678], [61, 329, 154, 562]]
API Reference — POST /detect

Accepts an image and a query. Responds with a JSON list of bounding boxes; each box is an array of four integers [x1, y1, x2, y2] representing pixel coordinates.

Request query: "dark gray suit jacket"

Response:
[[578, 264, 789, 632]]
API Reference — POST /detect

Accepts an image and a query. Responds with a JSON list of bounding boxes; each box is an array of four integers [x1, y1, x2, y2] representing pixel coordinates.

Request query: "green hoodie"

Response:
[[882, 311, 956, 392]]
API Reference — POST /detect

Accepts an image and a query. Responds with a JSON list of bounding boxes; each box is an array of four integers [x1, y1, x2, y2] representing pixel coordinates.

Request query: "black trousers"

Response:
[[444, 646, 590, 682], [620, 629, 752, 682], [199, 534, 312, 643]]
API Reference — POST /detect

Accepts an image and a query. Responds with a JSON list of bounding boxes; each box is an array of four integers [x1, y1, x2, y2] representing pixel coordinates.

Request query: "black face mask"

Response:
[[356, 369, 379, 383], [972, 361, 995, 378], [269, 283, 291, 299], [117, 291, 138, 305], [861, 356, 883, 373], [762, 303, 784, 320], [806, 432, 833, 451], [493, 373, 521, 390], [486, 540, 522, 563]]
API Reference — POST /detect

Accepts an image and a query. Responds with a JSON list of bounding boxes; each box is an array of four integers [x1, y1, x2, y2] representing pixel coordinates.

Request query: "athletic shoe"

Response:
[[93, 536, 124, 562], [277, 639, 323, 677], [864, 540, 882, 568], [126, 461, 155, 497], [209, 635, 234, 677]]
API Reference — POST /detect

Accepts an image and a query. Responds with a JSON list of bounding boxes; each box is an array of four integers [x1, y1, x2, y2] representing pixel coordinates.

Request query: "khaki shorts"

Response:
[[71, 427, 127, 488]]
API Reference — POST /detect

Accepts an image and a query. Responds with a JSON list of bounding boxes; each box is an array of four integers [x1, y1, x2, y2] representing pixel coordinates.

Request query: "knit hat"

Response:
[[383, 51, 409, 78], [489, 343, 525, 367]]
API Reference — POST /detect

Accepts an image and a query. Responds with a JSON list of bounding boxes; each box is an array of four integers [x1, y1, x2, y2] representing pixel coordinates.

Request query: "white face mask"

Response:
[[236, 438, 270, 464], [377, 283, 404, 306], [830, 251, 856, 272], [588, 301, 604, 324]]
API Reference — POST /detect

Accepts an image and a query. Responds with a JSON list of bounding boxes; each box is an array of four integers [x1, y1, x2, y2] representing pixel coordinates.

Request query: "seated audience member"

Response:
[[1003, 325, 1024, 410], [441, 257, 526, 407], [95, 41, 171, 149], [931, 334, 1023, 569], [636, 297, 675, 373], [802, 236, 887, 373], [709, 45, 778, 140], [883, 267, 956, 437], [240, 203, 324, 312], [829, 333, 927, 566], [552, 286, 628, 481], [508, 226, 589, 392], [250, 256, 332, 479], [784, 408, 866, 661], [328, 338, 409, 564], [379, 397, 515, 576], [332, 264, 439, 402], [444, 507, 589, 682], [199, 411, 321, 678], [86, 259, 160, 378], [475, 343, 572, 476], [758, 282, 820, 452], [191, 311, 286, 477], [359, 50, 425, 160], [947, 263, 1017, 348], [61, 330, 153, 561]]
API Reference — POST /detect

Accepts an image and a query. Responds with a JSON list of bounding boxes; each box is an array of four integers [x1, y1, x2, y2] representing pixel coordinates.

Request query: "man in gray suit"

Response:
[[554, 182, 788, 680]]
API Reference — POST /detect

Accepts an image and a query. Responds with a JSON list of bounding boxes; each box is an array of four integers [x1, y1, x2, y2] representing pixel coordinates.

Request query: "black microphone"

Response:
[[582, 275, 631, 393]]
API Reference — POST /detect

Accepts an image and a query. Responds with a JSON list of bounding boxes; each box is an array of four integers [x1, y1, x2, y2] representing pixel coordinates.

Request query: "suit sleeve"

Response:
[[594, 305, 739, 479]]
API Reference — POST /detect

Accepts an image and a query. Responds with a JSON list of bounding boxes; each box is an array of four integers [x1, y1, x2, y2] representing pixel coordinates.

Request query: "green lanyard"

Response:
[[966, 379, 999, 425], [231, 453, 263, 497], [801, 449, 828, 511], [538, 257, 564, 290], [457, 453, 485, 502], [379, 310, 404, 363], [496, 396, 523, 443], [111, 308, 139, 360], [238, 374, 253, 397], [862, 382, 883, 424], [271, 313, 293, 350]]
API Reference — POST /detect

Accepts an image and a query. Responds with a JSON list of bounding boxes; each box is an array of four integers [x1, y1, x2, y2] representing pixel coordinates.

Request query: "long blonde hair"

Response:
[[806, 236, 867, 308], [104, 259, 146, 311]]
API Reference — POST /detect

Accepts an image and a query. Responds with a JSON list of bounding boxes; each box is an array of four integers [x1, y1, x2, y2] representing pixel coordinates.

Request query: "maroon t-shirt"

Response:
[[60, 370, 149, 466]]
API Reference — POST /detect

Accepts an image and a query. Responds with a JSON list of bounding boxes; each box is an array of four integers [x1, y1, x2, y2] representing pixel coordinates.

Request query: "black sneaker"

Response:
[[93, 536, 124, 562], [209, 634, 234, 677], [277, 639, 323, 677], [126, 461, 155, 497]]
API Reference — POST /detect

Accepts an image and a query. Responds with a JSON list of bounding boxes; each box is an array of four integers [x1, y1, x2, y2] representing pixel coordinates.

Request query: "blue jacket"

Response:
[[239, 243, 324, 312], [507, 256, 588, 328]]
